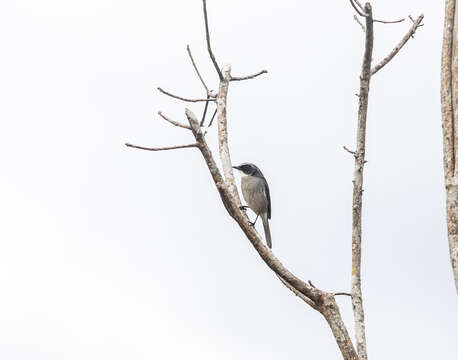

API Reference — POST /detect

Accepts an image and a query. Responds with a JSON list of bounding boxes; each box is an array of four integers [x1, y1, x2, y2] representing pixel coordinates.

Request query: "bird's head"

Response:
[[233, 163, 261, 177]]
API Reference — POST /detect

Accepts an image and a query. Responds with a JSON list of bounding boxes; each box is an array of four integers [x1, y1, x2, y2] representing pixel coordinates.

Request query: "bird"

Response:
[[232, 163, 272, 248]]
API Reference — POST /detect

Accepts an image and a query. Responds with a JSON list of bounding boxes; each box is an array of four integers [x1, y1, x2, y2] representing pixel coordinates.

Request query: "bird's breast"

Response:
[[241, 176, 268, 215]]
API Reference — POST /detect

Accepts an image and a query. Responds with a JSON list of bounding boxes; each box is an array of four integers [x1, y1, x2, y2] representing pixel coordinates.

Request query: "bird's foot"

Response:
[[248, 221, 256, 227], [239, 205, 249, 211]]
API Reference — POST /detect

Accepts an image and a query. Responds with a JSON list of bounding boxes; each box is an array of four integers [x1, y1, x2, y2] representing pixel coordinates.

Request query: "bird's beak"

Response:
[[232, 165, 240, 170]]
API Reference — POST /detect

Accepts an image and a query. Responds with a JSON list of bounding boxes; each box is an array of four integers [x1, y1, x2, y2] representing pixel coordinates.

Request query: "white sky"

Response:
[[0, 1, 456, 359]]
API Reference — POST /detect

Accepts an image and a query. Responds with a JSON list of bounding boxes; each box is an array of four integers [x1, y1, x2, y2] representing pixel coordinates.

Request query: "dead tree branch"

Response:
[[157, 87, 215, 103], [125, 143, 198, 151], [350, 5, 373, 359], [277, 274, 317, 309], [440, 0, 458, 293], [344, 145, 357, 156], [373, 18, 405, 24], [354, 15, 366, 32], [158, 111, 191, 130], [348, 3, 425, 359], [208, 108, 217, 127], [371, 14, 424, 76], [350, 0, 367, 17], [202, 0, 223, 80], [187, 45, 210, 94], [353, 0, 364, 11], [215, 64, 242, 208], [230, 70, 268, 81], [200, 98, 210, 126]]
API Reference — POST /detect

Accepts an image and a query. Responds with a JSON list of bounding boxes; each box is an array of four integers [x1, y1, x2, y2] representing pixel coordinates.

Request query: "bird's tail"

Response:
[[261, 213, 272, 248]]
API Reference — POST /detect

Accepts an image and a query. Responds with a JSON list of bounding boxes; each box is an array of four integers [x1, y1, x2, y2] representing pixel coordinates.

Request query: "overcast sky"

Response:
[[1, 1, 457, 359]]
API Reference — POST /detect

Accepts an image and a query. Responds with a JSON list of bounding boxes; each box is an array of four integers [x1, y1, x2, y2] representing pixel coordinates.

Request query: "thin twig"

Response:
[[158, 111, 191, 130], [186, 45, 210, 94], [125, 143, 198, 151], [349, 0, 367, 17], [200, 98, 210, 127], [157, 87, 216, 103], [278, 274, 317, 309], [353, 0, 364, 11], [409, 14, 423, 26], [343, 146, 356, 155], [373, 18, 405, 24], [371, 14, 424, 76], [334, 292, 352, 297], [202, 0, 223, 80], [354, 15, 366, 32], [230, 70, 268, 81], [408, 15, 423, 26], [208, 108, 217, 127]]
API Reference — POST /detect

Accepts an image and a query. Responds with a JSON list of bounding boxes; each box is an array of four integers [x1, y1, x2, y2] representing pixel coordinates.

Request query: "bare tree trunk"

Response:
[[441, 0, 458, 293]]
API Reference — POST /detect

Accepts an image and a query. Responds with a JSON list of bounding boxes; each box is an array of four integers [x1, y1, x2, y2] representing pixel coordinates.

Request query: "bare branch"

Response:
[[157, 87, 216, 103], [277, 275, 317, 309], [186, 45, 210, 94], [354, 14, 365, 32], [349, 0, 367, 17], [350, 4, 373, 360], [208, 108, 217, 127], [343, 145, 356, 155], [230, 70, 268, 81], [202, 0, 223, 80], [158, 111, 191, 130], [200, 98, 210, 127], [373, 18, 405, 24], [408, 15, 423, 27], [125, 142, 198, 151], [371, 14, 424, 76], [353, 0, 364, 11], [215, 65, 243, 209], [320, 295, 359, 360]]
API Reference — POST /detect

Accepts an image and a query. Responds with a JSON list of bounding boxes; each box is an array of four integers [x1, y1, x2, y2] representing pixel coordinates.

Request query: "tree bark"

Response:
[[350, 4, 373, 360], [441, 0, 458, 293], [321, 295, 359, 360]]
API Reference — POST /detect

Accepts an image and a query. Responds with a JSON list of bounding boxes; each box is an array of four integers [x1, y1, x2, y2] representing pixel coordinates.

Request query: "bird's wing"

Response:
[[264, 178, 271, 219]]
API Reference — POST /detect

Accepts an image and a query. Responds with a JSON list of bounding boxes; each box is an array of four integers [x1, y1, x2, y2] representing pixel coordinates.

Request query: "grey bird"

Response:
[[233, 163, 272, 248]]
